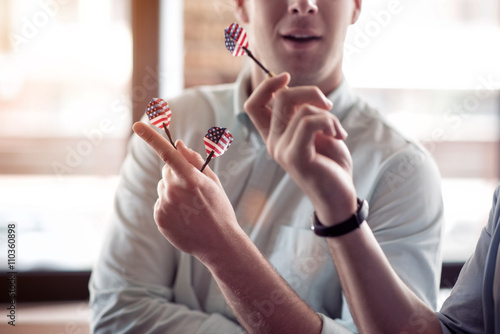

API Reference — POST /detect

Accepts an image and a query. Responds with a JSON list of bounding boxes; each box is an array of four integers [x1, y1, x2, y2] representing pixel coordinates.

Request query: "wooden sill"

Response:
[[0, 137, 127, 175], [0, 301, 89, 334]]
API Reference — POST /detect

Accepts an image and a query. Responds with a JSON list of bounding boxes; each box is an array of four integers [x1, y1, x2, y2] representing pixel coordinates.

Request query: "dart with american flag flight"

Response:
[[146, 97, 176, 149], [200, 127, 233, 173], [224, 22, 276, 78]]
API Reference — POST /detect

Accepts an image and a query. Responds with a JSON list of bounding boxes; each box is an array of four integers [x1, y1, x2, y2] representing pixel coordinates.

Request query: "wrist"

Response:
[[198, 227, 254, 271], [311, 198, 369, 237], [314, 195, 358, 227]]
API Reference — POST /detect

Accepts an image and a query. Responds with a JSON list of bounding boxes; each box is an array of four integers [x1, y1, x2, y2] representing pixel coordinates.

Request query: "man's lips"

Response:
[[282, 34, 322, 42], [280, 28, 322, 44], [281, 33, 322, 51]]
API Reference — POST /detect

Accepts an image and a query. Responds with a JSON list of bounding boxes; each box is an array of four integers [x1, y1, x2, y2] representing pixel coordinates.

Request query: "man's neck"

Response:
[[248, 63, 344, 96]]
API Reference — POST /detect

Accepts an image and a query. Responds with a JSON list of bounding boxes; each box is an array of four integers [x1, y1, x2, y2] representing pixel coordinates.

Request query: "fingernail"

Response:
[[133, 122, 144, 135], [334, 121, 347, 139], [341, 126, 348, 138], [325, 98, 333, 108], [277, 72, 290, 81]]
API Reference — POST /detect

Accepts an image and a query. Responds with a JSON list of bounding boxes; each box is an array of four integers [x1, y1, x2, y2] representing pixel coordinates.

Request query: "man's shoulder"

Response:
[[345, 99, 441, 191], [488, 183, 500, 234], [345, 99, 427, 155]]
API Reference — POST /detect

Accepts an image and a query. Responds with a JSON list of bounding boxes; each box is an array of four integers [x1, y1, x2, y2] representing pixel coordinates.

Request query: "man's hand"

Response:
[[132, 122, 240, 263], [244, 73, 357, 226]]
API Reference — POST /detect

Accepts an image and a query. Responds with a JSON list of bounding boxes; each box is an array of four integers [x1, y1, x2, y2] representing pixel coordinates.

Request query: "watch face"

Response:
[[358, 199, 369, 223]]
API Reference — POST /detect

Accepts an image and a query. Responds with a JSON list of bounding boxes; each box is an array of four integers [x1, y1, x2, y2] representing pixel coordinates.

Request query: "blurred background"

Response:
[[0, 0, 499, 332]]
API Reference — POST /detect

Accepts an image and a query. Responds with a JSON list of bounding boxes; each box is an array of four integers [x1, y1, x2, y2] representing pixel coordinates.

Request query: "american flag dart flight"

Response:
[[200, 127, 233, 172], [224, 22, 275, 78], [224, 22, 248, 57], [146, 97, 176, 148]]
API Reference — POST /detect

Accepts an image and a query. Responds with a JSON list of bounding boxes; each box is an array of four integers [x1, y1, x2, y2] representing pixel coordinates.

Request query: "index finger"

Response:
[[132, 122, 191, 173], [244, 72, 290, 141]]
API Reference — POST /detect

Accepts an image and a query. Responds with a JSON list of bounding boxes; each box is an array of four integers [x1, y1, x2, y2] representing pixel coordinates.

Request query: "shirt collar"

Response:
[[325, 77, 358, 122]]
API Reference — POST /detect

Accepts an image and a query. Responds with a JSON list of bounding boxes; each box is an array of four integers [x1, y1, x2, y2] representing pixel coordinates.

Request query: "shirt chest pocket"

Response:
[[263, 225, 340, 305]]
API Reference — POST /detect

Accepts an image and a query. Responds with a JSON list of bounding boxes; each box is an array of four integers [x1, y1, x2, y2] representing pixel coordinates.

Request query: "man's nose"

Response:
[[288, 0, 318, 15]]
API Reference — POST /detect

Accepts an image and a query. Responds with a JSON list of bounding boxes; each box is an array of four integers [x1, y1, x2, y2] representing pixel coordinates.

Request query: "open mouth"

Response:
[[283, 35, 321, 43]]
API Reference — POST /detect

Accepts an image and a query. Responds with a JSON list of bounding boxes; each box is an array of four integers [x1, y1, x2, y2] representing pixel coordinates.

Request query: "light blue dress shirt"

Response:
[[438, 185, 500, 334], [89, 69, 444, 333]]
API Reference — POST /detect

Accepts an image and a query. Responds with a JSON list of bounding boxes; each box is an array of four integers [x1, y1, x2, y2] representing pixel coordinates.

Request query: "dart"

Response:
[[224, 22, 276, 78], [146, 98, 176, 149], [200, 127, 233, 173]]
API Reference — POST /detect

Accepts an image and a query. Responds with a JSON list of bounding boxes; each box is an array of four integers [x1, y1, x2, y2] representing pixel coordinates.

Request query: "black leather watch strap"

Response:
[[311, 198, 369, 237]]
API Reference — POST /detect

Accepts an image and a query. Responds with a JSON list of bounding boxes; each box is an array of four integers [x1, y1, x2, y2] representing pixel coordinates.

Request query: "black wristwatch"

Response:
[[311, 198, 369, 237]]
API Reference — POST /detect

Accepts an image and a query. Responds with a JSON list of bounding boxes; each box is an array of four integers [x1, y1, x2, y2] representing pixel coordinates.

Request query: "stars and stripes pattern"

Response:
[[204, 127, 233, 157], [146, 98, 171, 129], [224, 22, 248, 57]]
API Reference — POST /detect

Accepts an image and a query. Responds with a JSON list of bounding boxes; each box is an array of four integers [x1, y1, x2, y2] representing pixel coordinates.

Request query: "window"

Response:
[[0, 0, 132, 274], [344, 0, 500, 264]]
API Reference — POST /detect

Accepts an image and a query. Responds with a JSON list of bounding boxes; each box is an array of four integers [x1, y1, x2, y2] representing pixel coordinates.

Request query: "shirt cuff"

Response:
[[318, 313, 355, 334]]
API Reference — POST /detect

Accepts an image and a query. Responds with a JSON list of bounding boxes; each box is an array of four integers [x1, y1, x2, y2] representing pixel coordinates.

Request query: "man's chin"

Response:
[[273, 55, 340, 88], [282, 65, 325, 85]]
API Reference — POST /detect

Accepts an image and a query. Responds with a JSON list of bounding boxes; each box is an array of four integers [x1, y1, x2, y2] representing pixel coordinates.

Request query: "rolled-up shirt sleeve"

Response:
[[319, 312, 354, 334]]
